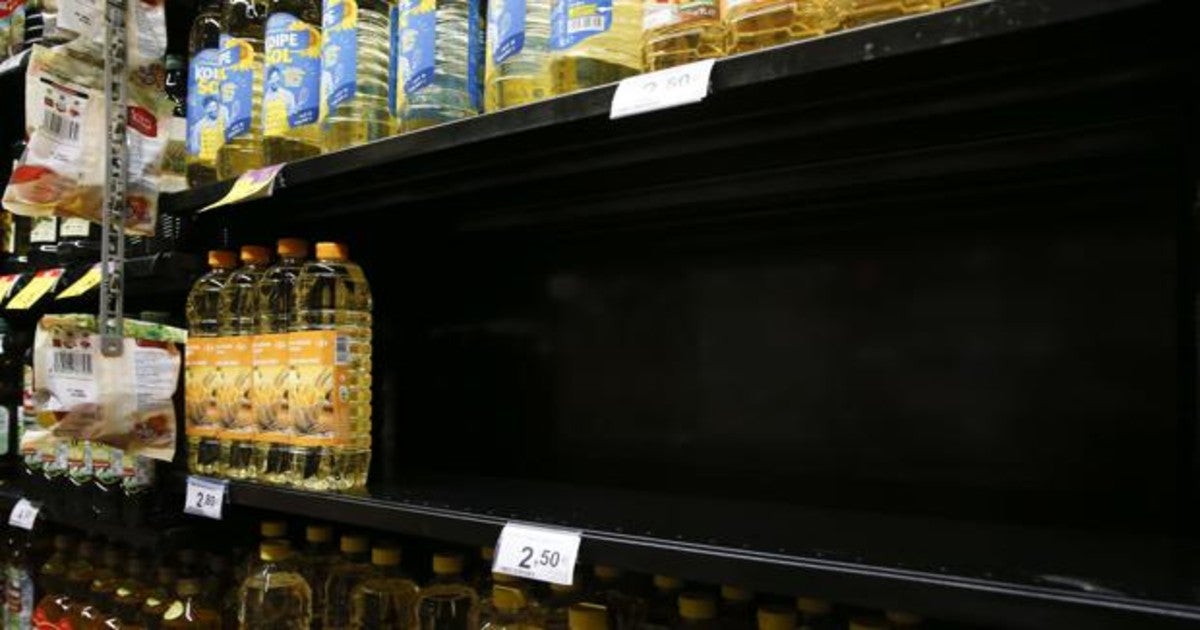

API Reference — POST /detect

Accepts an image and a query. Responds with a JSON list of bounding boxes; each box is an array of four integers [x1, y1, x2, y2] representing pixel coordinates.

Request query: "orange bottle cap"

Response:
[[277, 238, 309, 258], [208, 250, 236, 269], [315, 242, 349, 261], [240, 245, 270, 264]]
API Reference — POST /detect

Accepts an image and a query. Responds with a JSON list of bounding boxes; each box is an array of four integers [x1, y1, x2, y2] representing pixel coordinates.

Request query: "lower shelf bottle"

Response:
[[323, 534, 374, 630], [238, 540, 312, 629], [162, 577, 221, 628], [416, 553, 479, 630], [349, 546, 419, 628]]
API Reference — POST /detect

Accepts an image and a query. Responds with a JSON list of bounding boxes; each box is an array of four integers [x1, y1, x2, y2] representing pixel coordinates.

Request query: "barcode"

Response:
[[335, 335, 350, 365], [53, 351, 93, 375], [42, 109, 80, 141], [568, 15, 606, 33]]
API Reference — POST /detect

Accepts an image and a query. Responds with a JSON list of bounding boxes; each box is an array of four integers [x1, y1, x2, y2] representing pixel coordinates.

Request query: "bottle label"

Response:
[[184, 337, 220, 438], [211, 335, 255, 439], [264, 12, 322, 136], [5, 565, 33, 630], [251, 333, 291, 443], [219, 35, 257, 141], [397, 0, 435, 96], [388, 3, 400, 115], [58, 217, 91, 238], [322, 0, 358, 111], [644, 0, 715, 30], [489, 0, 525, 65], [187, 46, 225, 158], [550, 0, 611, 50], [287, 330, 352, 446]]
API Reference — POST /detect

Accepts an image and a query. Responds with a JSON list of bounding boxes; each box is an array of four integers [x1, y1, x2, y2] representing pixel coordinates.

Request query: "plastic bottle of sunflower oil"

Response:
[[394, 0, 485, 132], [547, 0, 643, 94], [321, 0, 395, 150], [484, 0, 552, 111], [216, 0, 267, 179], [263, 0, 325, 163], [722, 0, 839, 54]]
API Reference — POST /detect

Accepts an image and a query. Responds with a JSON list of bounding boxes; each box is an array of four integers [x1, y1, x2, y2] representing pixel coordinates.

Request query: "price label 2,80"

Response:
[[184, 476, 228, 520], [8, 499, 41, 530], [492, 522, 582, 585]]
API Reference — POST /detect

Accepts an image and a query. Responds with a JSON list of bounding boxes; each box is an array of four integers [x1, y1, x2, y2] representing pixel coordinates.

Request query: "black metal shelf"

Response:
[[171, 473, 1200, 629], [0, 480, 170, 548], [0, 251, 200, 317]]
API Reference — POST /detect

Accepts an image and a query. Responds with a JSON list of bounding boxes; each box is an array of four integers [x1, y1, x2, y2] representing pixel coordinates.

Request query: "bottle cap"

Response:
[[432, 552, 463, 575], [340, 535, 369, 554], [208, 250, 235, 269], [756, 605, 797, 630], [653, 575, 683, 591], [721, 585, 752, 603], [372, 547, 401, 566], [848, 617, 889, 630], [492, 585, 525, 612], [53, 534, 74, 550], [177, 578, 202, 597], [885, 611, 923, 626], [796, 597, 831, 615], [306, 524, 333, 543], [593, 565, 621, 580], [494, 572, 520, 584], [259, 540, 291, 561], [550, 582, 580, 594], [315, 242, 349, 261], [240, 245, 270, 264], [277, 238, 309, 258], [678, 593, 717, 621], [480, 546, 495, 562], [260, 520, 287, 538], [568, 603, 609, 630]]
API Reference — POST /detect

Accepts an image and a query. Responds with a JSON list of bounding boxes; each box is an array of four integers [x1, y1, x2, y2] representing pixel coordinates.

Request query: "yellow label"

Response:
[[6, 268, 63, 310], [252, 333, 290, 443], [200, 163, 285, 212], [212, 335, 255, 439], [264, 93, 290, 137], [184, 337, 221, 438], [56, 263, 103, 299], [0, 274, 21, 303], [287, 330, 350, 446]]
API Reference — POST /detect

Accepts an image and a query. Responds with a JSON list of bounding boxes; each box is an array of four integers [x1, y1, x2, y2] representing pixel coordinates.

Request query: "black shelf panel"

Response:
[[160, 0, 1170, 223], [179, 473, 1200, 629], [0, 480, 169, 548]]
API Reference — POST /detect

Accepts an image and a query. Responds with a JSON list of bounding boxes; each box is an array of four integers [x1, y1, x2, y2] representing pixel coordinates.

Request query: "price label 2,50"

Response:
[[184, 476, 228, 520], [8, 499, 41, 530], [492, 522, 583, 585]]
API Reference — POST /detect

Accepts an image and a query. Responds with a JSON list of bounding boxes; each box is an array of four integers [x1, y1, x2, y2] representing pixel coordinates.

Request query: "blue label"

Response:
[[322, 0, 357, 110], [219, 36, 257, 141], [398, 0, 435, 96], [388, 3, 400, 115], [187, 48, 224, 157], [467, 0, 482, 111], [264, 12, 322, 135], [489, 0, 524, 65], [551, 0, 611, 50]]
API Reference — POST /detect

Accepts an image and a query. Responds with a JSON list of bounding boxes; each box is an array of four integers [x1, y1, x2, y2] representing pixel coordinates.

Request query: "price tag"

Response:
[[56, 263, 104, 299], [201, 163, 286, 212], [493, 522, 582, 585], [0, 274, 22, 303], [6, 268, 64, 310], [183, 475, 228, 520], [610, 59, 716, 120], [8, 499, 40, 530]]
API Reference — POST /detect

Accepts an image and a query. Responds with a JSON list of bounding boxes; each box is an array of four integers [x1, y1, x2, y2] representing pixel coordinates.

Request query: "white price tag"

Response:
[[610, 59, 716, 120], [493, 522, 582, 585], [183, 476, 227, 520], [8, 499, 40, 530]]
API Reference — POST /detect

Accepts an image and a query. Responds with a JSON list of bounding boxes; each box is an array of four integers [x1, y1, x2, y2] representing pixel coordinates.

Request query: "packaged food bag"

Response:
[[22, 313, 186, 461]]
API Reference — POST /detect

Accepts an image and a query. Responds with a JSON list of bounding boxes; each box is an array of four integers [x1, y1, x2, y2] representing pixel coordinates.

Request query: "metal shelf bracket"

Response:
[[100, 0, 127, 357]]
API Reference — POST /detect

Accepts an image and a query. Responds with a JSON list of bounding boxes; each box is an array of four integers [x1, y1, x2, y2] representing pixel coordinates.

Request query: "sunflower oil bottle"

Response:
[[263, 0, 324, 163], [141, 565, 178, 628], [321, 0, 394, 150], [218, 245, 271, 478], [106, 556, 151, 630], [838, 0, 937, 29], [32, 534, 76, 629], [162, 578, 221, 628], [795, 597, 832, 629], [547, 0, 643, 94], [186, 250, 238, 475], [541, 582, 582, 630], [217, 0, 268, 179], [187, 0, 224, 187], [481, 573, 537, 626], [322, 534, 373, 630], [484, 0, 552, 111], [295, 524, 338, 624], [481, 585, 531, 630], [394, 0, 485, 131], [349, 546, 419, 628], [756, 606, 796, 630], [570, 604, 610, 630], [676, 593, 719, 630], [587, 566, 645, 630], [289, 242, 372, 490], [416, 553, 479, 630], [646, 576, 683, 629], [642, 0, 724, 71], [721, 0, 839, 54], [252, 238, 309, 484], [718, 586, 753, 630], [239, 541, 312, 629]]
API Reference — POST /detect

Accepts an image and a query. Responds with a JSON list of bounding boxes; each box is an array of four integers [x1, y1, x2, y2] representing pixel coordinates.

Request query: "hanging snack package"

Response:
[[22, 313, 186, 462]]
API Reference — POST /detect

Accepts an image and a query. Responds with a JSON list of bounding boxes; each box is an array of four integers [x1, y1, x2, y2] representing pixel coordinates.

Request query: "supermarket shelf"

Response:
[[177, 473, 1200, 629], [0, 251, 200, 314], [0, 480, 169, 548], [160, 0, 1174, 223]]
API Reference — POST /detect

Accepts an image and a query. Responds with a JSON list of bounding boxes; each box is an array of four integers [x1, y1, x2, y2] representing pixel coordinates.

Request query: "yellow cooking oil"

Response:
[[548, 0, 643, 94], [416, 553, 480, 630], [722, 0, 840, 54], [252, 238, 309, 484], [162, 578, 222, 628], [349, 546, 419, 628], [216, 0, 267, 180], [839, 0, 938, 29], [218, 245, 272, 479], [642, 0, 724, 71], [321, 0, 395, 151], [484, 0, 553, 111], [395, 0, 485, 132], [482, 585, 532, 630], [239, 541, 313, 629], [263, 0, 324, 164], [185, 250, 238, 476], [288, 242, 372, 491], [186, 0, 223, 186], [296, 524, 339, 624], [322, 534, 374, 630]]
